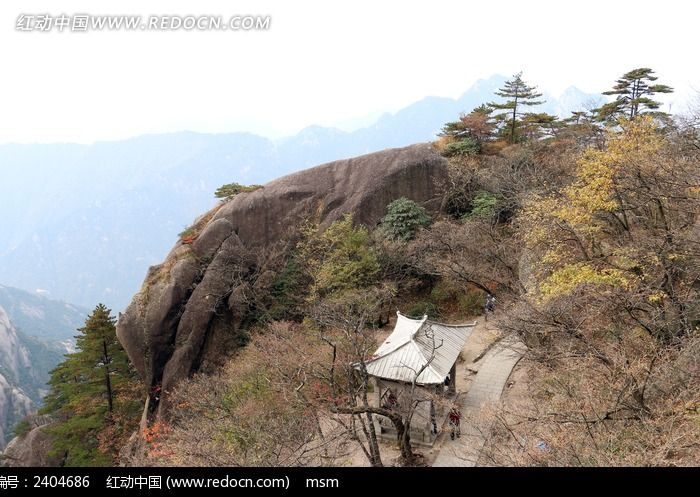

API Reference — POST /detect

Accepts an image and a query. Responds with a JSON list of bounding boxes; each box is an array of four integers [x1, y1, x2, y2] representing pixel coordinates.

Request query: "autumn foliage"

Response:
[[128, 68, 698, 467]]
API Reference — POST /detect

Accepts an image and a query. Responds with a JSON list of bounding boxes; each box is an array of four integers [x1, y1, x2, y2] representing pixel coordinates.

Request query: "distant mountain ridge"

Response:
[[0, 75, 602, 310], [0, 285, 88, 343]]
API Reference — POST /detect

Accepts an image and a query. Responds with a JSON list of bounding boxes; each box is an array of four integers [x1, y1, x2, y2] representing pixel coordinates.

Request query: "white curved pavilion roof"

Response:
[[364, 312, 476, 385]]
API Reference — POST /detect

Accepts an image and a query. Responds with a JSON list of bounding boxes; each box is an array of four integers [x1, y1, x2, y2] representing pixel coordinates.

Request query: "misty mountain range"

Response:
[[0, 75, 602, 311]]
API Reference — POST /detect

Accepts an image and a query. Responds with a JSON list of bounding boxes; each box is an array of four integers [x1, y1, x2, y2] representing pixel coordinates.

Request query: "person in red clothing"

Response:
[[448, 406, 462, 440]]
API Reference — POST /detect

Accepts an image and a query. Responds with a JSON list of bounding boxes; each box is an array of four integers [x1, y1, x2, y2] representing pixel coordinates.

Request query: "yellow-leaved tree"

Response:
[[521, 117, 670, 309], [493, 114, 700, 466]]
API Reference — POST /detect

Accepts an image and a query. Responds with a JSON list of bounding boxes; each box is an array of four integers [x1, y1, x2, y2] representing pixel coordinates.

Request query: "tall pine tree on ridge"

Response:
[[489, 72, 545, 143], [596, 67, 673, 121]]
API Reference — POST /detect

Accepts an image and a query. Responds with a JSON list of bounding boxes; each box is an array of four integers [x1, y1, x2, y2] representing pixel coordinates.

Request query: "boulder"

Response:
[[1, 416, 60, 467], [116, 143, 448, 418]]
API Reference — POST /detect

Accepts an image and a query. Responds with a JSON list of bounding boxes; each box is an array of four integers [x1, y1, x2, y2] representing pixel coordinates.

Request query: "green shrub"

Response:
[[267, 258, 305, 320], [407, 301, 438, 319], [13, 418, 32, 438], [429, 282, 453, 305], [458, 291, 486, 316], [381, 197, 431, 242], [464, 191, 501, 221], [315, 214, 381, 295], [441, 137, 480, 157]]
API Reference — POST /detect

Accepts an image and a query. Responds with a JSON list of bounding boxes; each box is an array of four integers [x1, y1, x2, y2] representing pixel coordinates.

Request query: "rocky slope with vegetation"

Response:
[[15, 68, 699, 467], [0, 75, 596, 312], [116, 143, 448, 420], [0, 287, 87, 449]]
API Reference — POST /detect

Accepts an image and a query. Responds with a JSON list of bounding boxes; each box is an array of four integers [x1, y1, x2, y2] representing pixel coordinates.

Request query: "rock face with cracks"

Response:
[[1, 416, 60, 467], [116, 143, 448, 420]]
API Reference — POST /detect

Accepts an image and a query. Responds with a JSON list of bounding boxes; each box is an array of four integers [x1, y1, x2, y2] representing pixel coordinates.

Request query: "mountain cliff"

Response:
[[0, 307, 39, 446], [0, 287, 87, 448], [116, 143, 448, 419]]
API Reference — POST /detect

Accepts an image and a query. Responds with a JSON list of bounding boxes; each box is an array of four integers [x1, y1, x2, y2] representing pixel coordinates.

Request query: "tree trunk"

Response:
[[364, 412, 383, 467], [360, 378, 383, 466], [102, 338, 113, 414], [397, 422, 414, 465], [510, 98, 518, 143]]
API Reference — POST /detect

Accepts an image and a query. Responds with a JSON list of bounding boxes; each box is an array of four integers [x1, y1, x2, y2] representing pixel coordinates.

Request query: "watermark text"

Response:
[[16, 14, 271, 32]]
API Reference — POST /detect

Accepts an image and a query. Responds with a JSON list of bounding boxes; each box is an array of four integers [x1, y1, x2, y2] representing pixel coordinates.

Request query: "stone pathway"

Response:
[[432, 335, 526, 467]]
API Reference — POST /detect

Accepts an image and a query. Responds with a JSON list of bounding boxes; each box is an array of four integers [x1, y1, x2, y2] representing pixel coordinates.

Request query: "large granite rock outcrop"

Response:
[[116, 143, 448, 418]]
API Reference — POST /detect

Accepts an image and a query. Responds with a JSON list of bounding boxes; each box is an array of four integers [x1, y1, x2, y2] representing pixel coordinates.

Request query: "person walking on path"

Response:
[[448, 406, 462, 440], [484, 293, 496, 321]]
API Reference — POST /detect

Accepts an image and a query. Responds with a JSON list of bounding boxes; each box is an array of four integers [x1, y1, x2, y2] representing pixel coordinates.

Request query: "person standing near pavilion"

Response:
[[449, 405, 462, 440]]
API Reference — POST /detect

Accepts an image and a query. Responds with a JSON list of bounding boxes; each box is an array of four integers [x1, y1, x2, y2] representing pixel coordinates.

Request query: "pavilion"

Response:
[[363, 312, 476, 445]]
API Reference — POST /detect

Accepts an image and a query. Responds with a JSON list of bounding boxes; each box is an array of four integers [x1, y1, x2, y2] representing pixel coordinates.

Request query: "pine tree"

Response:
[[565, 110, 594, 125], [41, 304, 142, 466], [521, 112, 564, 139], [214, 182, 262, 200], [561, 110, 602, 145], [489, 72, 545, 143], [381, 197, 431, 241], [596, 68, 673, 121]]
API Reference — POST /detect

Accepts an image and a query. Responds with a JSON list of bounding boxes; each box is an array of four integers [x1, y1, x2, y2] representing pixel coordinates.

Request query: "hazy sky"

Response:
[[0, 0, 697, 144]]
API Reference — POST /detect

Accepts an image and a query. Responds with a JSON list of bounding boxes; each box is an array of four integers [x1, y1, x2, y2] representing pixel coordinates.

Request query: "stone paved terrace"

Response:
[[432, 335, 526, 467]]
